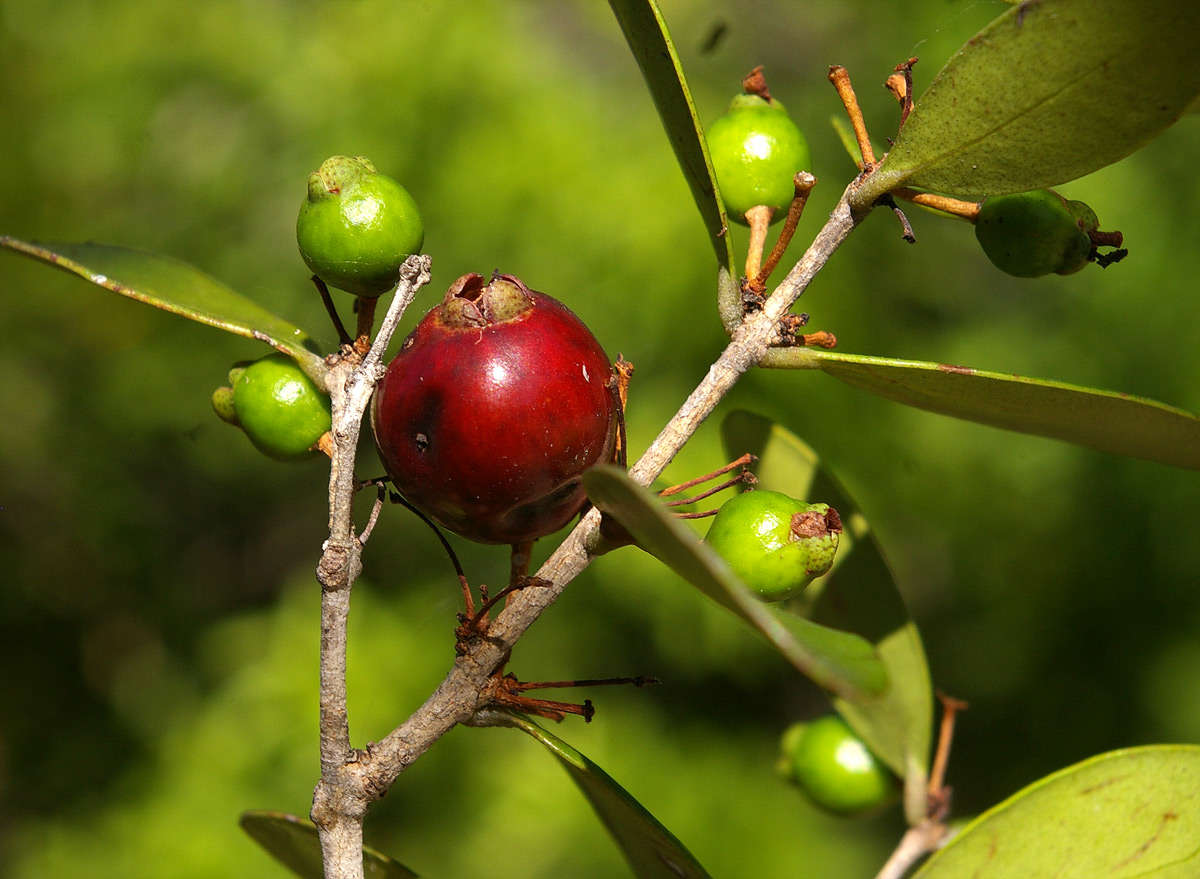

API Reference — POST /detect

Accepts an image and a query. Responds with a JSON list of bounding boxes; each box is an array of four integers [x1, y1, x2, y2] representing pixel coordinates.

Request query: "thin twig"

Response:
[[310, 254, 432, 879]]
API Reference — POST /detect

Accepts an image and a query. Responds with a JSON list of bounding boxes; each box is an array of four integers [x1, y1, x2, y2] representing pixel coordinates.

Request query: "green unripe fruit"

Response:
[[707, 94, 810, 225], [704, 489, 841, 602], [296, 155, 424, 298], [975, 189, 1092, 277], [214, 353, 331, 461], [785, 715, 898, 816], [1066, 199, 1099, 235]]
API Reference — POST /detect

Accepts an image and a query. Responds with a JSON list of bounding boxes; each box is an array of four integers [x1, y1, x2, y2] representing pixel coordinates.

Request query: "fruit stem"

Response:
[[753, 172, 818, 291], [744, 205, 774, 281], [354, 296, 377, 352], [893, 189, 981, 222], [927, 691, 969, 820], [312, 275, 353, 346], [828, 65, 876, 167]]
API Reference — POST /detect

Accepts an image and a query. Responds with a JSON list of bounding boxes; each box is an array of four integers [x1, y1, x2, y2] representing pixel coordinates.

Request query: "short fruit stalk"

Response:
[[212, 353, 332, 461], [703, 488, 841, 602], [371, 272, 619, 546]]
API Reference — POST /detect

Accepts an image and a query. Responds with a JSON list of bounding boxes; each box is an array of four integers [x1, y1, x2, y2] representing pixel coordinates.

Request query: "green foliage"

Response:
[[760, 348, 1200, 470], [500, 713, 713, 879], [864, 0, 1200, 202], [915, 746, 1200, 877]]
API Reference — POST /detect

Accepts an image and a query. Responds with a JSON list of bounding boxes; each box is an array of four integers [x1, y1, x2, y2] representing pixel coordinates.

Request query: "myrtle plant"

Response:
[[3, 1, 1199, 878]]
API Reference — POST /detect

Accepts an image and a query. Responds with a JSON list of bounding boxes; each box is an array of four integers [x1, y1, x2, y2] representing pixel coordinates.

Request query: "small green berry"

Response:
[[704, 489, 841, 602], [707, 94, 810, 225], [975, 189, 1092, 277], [216, 353, 331, 461], [784, 714, 897, 816], [296, 155, 424, 298]]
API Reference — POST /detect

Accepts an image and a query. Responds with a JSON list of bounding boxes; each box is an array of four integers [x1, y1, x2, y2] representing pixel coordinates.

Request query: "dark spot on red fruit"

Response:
[[371, 273, 618, 545]]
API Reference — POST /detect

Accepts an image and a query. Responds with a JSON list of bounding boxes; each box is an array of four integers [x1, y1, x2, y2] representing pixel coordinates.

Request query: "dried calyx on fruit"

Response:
[[974, 189, 1124, 277], [371, 272, 619, 545], [212, 353, 331, 461], [704, 488, 841, 602], [296, 154, 424, 298]]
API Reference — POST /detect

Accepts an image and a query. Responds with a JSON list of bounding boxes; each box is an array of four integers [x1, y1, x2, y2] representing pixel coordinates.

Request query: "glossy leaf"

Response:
[[497, 712, 712, 879], [238, 811, 417, 879], [721, 411, 933, 824], [584, 465, 887, 702], [762, 348, 1200, 470], [0, 237, 327, 381], [608, 0, 734, 273], [915, 745, 1200, 877], [861, 0, 1200, 203]]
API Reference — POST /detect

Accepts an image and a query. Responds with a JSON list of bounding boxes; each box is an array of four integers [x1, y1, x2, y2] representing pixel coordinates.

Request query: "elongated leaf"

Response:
[[915, 745, 1200, 877], [1, 238, 326, 380], [608, 0, 734, 272], [861, 0, 1200, 203], [239, 811, 417, 879], [496, 712, 711, 879], [721, 411, 933, 824], [584, 465, 887, 702], [762, 348, 1200, 470]]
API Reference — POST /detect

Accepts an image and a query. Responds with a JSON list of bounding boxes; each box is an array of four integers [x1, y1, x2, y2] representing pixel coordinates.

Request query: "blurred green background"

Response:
[[1, 1, 1197, 876]]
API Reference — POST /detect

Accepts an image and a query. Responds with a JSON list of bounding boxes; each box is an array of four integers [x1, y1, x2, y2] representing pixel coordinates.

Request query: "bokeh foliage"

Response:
[[1, 1, 1197, 876]]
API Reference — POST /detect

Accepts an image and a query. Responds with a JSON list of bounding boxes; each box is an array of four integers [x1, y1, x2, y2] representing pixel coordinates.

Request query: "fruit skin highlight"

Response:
[[783, 714, 898, 816], [704, 489, 841, 602], [296, 155, 424, 297], [371, 272, 618, 545], [974, 189, 1092, 277], [706, 94, 811, 224], [212, 353, 331, 461]]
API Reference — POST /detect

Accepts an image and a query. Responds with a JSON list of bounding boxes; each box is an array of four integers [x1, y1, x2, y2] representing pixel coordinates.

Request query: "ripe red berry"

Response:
[[371, 272, 619, 545]]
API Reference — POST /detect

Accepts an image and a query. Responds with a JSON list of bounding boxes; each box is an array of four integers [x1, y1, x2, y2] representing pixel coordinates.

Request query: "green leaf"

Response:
[[584, 465, 888, 702], [914, 745, 1200, 877], [608, 0, 734, 273], [762, 348, 1200, 470], [861, 0, 1200, 203], [238, 811, 418, 879], [1, 238, 326, 381], [721, 411, 933, 824], [496, 712, 712, 879]]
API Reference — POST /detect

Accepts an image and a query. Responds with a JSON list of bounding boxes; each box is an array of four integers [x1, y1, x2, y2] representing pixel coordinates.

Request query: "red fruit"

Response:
[[371, 272, 619, 545]]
